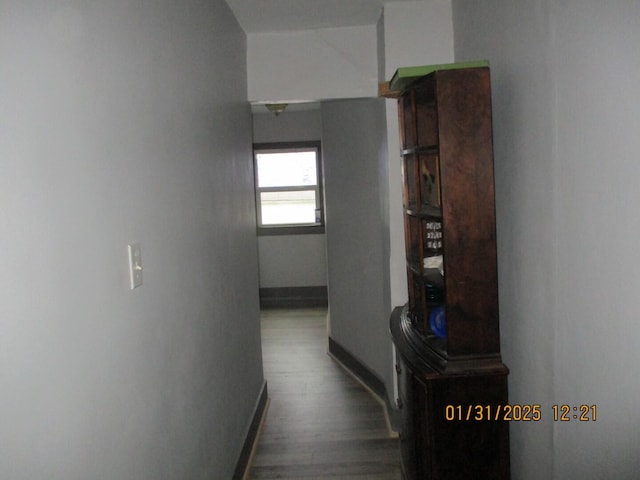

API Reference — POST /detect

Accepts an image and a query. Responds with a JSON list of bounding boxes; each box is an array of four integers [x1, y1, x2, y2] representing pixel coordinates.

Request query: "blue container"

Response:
[[429, 306, 446, 339]]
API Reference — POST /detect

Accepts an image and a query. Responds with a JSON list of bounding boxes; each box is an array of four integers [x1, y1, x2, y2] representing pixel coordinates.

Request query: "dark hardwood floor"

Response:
[[249, 307, 401, 479]]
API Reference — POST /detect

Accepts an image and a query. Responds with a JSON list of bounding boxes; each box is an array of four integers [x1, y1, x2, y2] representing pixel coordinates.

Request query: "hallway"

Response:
[[249, 308, 401, 479]]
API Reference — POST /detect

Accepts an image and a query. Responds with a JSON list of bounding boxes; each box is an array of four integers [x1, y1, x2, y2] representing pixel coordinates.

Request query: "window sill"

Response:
[[257, 225, 325, 236]]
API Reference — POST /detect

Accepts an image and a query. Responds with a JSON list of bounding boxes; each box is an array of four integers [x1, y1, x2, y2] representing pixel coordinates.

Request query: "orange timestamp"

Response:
[[444, 404, 597, 422]]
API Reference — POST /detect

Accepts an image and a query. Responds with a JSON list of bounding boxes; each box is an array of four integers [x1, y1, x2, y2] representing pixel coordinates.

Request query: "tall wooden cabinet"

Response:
[[388, 63, 510, 479]]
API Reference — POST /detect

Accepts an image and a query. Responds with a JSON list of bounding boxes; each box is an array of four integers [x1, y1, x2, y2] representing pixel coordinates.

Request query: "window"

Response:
[[254, 142, 323, 234]]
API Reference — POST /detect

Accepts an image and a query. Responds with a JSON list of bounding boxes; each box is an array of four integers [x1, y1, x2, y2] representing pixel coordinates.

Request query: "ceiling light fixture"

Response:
[[265, 103, 288, 116]]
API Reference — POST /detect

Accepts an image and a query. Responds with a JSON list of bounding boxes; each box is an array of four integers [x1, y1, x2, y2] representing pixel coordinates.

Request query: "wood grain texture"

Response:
[[249, 308, 401, 479]]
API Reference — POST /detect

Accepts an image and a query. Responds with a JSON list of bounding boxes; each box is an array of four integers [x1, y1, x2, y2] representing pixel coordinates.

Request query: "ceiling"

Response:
[[225, 0, 418, 34]]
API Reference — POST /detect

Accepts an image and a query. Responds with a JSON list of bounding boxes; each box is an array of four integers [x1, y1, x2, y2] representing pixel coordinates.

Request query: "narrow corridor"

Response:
[[249, 307, 401, 479]]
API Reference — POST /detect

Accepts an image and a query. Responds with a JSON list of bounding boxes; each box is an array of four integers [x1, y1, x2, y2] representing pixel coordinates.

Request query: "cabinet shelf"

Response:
[[401, 146, 438, 156], [406, 263, 444, 289], [389, 63, 510, 480], [397, 65, 501, 358], [393, 305, 507, 376], [405, 206, 442, 219]]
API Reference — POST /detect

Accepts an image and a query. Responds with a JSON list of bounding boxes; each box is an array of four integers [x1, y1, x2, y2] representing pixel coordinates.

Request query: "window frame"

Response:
[[253, 141, 324, 236]]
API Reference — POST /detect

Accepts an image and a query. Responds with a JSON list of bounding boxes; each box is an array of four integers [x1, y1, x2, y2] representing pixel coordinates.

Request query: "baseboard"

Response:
[[259, 286, 328, 309], [232, 381, 269, 480], [327, 337, 399, 436]]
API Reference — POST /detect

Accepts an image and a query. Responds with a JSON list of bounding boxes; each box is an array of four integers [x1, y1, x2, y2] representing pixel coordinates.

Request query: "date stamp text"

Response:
[[444, 404, 597, 422]]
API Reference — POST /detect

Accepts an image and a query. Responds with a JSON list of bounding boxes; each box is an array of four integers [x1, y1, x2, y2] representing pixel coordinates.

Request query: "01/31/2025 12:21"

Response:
[[443, 404, 597, 422]]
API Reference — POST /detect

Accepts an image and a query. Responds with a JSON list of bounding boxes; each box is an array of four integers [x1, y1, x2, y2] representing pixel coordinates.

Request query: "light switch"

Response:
[[128, 243, 143, 289]]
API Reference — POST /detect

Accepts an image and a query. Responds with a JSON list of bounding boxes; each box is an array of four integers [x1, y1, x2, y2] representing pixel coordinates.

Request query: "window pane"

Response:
[[256, 151, 317, 188], [260, 190, 317, 225]]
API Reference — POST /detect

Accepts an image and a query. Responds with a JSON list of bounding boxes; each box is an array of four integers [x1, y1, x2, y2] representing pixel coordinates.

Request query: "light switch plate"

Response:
[[128, 243, 143, 289]]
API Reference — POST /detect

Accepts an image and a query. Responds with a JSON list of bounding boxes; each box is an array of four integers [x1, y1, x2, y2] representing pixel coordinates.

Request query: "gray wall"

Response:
[[253, 108, 322, 144], [322, 98, 393, 398], [252, 109, 328, 289], [453, 1, 640, 478], [0, 2, 263, 478]]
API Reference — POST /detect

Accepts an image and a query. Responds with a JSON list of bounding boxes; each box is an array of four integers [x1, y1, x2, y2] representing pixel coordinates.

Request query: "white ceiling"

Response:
[[225, 0, 418, 34]]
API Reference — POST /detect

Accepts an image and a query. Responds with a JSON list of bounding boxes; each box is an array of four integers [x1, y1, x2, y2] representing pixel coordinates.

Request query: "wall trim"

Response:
[[233, 381, 269, 480], [257, 224, 325, 236], [259, 286, 328, 309], [327, 337, 399, 435]]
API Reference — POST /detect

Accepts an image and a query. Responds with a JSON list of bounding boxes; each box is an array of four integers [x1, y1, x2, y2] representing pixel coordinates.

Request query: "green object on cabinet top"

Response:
[[389, 60, 490, 92]]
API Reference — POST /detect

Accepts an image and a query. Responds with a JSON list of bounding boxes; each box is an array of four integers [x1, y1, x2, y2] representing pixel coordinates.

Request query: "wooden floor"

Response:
[[249, 307, 401, 479]]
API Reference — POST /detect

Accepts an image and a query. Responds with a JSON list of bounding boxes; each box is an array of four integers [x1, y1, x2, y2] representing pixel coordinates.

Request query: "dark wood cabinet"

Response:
[[389, 63, 510, 479]]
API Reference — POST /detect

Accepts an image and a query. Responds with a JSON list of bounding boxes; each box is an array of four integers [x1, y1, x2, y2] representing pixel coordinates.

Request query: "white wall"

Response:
[[252, 109, 328, 289], [0, 2, 263, 478], [258, 235, 327, 288], [253, 108, 322, 144], [383, 0, 454, 77], [453, 1, 640, 478], [383, 0, 454, 307], [247, 25, 379, 102], [322, 98, 392, 397]]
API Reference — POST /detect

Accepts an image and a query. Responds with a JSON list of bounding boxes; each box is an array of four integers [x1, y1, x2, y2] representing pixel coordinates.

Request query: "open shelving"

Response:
[[389, 63, 510, 480]]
